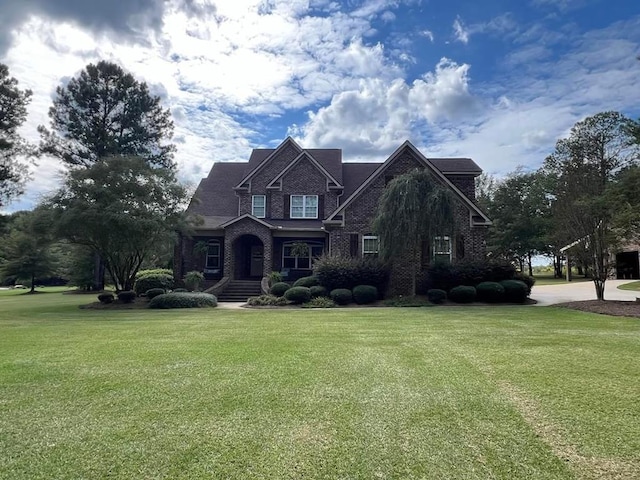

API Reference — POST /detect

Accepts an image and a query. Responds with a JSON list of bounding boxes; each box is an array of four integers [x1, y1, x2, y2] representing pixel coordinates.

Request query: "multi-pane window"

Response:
[[252, 195, 266, 218], [282, 241, 324, 269], [206, 240, 221, 269], [290, 195, 318, 219], [433, 236, 452, 263], [362, 235, 379, 257]]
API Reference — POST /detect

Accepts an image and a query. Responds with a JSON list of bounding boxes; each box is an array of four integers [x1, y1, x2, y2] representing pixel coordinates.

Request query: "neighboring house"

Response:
[[616, 243, 640, 279], [174, 137, 491, 295]]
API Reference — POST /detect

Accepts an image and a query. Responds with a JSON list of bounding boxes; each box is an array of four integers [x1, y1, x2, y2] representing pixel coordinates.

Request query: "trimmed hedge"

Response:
[[247, 294, 288, 306], [136, 268, 173, 278], [145, 288, 166, 299], [314, 255, 389, 293], [330, 288, 353, 305], [117, 290, 136, 303], [269, 282, 290, 297], [448, 285, 476, 304], [426, 260, 516, 292], [309, 285, 328, 298], [173, 288, 188, 293], [149, 292, 217, 309], [293, 276, 320, 288], [476, 281, 505, 303], [352, 285, 378, 305], [427, 289, 447, 304], [134, 274, 174, 296], [513, 272, 536, 295], [97, 293, 114, 304], [284, 286, 311, 304], [500, 279, 529, 303]]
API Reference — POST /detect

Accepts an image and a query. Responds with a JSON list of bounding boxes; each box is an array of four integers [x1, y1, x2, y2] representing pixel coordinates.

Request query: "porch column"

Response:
[[224, 235, 234, 279]]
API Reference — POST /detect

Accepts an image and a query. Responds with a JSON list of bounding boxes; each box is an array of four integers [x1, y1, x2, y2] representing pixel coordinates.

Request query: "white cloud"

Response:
[[453, 16, 469, 44], [420, 30, 435, 43]]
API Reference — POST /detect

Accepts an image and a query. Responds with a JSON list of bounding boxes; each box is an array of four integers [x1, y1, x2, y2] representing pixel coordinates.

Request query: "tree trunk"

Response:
[[593, 278, 605, 300], [93, 253, 105, 291], [554, 255, 563, 278], [30, 272, 35, 293], [527, 252, 533, 277]]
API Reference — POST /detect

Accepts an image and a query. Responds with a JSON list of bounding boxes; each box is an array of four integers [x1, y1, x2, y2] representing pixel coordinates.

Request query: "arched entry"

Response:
[[233, 234, 264, 279]]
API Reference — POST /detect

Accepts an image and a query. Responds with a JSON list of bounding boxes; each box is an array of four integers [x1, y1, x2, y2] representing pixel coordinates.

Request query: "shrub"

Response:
[[97, 293, 114, 304], [136, 268, 173, 279], [426, 260, 516, 291], [269, 271, 283, 286], [427, 289, 447, 304], [145, 288, 166, 299], [293, 275, 320, 288], [149, 292, 217, 309], [330, 288, 353, 305], [500, 279, 529, 303], [302, 297, 336, 308], [117, 290, 136, 303], [184, 270, 204, 291], [383, 296, 432, 307], [513, 272, 536, 295], [313, 254, 389, 294], [352, 285, 378, 305], [247, 294, 288, 306], [134, 273, 174, 296], [173, 288, 188, 293], [269, 282, 290, 297], [284, 286, 311, 304], [476, 282, 505, 303], [448, 285, 476, 304], [309, 285, 328, 298]]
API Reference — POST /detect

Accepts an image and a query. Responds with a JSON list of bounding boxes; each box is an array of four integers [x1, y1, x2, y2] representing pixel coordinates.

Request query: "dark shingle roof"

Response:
[[244, 148, 343, 184], [187, 162, 245, 217], [429, 158, 482, 174]]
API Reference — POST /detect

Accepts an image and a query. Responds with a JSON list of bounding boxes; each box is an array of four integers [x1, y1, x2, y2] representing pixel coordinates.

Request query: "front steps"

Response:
[[216, 280, 262, 302]]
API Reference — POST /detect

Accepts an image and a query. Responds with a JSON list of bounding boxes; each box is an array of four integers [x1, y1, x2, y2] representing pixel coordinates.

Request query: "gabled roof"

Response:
[[266, 151, 343, 190], [187, 162, 246, 217], [325, 141, 491, 225], [234, 137, 303, 189], [219, 214, 275, 230]]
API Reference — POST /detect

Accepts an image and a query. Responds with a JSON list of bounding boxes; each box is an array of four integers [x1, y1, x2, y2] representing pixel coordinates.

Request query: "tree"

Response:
[[0, 63, 34, 207], [39, 60, 176, 169], [0, 209, 56, 292], [48, 155, 187, 292], [372, 169, 455, 296], [542, 111, 639, 300]]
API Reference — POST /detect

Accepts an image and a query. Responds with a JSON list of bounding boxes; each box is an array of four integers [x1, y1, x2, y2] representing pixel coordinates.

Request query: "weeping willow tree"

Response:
[[372, 168, 455, 296]]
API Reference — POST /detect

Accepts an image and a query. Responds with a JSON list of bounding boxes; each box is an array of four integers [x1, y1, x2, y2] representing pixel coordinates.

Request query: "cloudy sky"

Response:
[[1, 0, 639, 211]]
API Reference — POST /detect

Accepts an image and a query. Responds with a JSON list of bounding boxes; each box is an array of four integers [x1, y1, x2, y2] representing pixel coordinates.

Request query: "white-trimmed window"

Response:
[[252, 195, 266, 218], [362, 235, 379, 257], [290, 195, 318, 219], [433, 236, 452, 263], [205, 240, 221, 269], [282, 241, 324, 270]]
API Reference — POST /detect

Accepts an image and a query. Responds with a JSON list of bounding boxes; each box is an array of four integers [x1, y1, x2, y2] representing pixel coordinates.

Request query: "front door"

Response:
[[250, 245, 264, 277]]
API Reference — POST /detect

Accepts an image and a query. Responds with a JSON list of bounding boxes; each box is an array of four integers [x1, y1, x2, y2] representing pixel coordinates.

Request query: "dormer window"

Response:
[[290, 195, 318, 219], [252, 195, 266, 218]]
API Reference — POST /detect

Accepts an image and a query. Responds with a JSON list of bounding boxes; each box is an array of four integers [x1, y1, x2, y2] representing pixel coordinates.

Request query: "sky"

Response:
[[1, 0, 639, 212]]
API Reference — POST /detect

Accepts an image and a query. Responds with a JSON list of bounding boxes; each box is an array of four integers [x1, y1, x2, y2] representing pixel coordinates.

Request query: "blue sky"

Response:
[[1, 0, 639, 211]]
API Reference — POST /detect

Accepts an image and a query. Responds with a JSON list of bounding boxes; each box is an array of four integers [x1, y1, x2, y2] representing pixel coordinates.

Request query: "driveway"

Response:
[[531, 279, 639, 306]]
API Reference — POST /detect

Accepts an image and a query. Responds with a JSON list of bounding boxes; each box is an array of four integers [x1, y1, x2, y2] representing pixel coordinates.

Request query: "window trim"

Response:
[[205, 240, 221, 270], [252, 195, 266, 218], [362, 235, 379, 257], [290, 195, 318, 219], [433, 235, 452, 262]]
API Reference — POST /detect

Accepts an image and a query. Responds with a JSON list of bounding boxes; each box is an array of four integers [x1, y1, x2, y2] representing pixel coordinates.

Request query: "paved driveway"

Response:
[[531, 279, 639, 306]]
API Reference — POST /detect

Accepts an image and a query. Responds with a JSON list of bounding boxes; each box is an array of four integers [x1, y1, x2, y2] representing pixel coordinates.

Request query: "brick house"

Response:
[[174, 137, 491, 297]]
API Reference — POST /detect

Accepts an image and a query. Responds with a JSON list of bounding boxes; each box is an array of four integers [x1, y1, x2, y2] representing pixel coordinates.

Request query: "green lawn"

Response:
[[618, 280, 640, 291], [1, 292, 639, 479], [533, 274, 591, 286]]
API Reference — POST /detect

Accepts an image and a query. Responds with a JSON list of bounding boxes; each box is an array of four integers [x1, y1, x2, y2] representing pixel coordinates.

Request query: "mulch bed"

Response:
[[556, 300, 640, 318]]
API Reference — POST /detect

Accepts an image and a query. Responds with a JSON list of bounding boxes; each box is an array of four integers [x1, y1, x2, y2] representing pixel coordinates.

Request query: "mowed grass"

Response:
[[533, 274, 590, 286], [1, 293, 639, 479], [618, 280, 640, 291]]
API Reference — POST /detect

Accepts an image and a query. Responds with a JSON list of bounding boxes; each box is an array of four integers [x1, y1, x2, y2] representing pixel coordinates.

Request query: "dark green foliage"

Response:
[[330, 288, 353, 305], [269, 282, 290, 297], [284, 286, 311, 304], [309, 285, 328, 298], [293, 276, 320, 288], [500, 280, 529, 303], [301, 297, 336, 308], [448, 285, 477, 304], [427, 260, 517, 291], [476, 282, 505, 303], [136, 268, 173, 279], [145, 288, 166, 299], [97, 293, 114, 304], [247, 295, 288, 306], [117, 290, 136, 303], [352, 285, 378, 305], [39, 60, 176, 169], [382, 296, 432, 307], [172, 288, 188, 293], [427, 289, 447, 304], [513, 272, 536, 295], [269, 271, 283, 286], [183, 270, 204, 291], [134, 273, 174, 296], [149, 292, 217, 309], [313, 254, 389, 293]]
